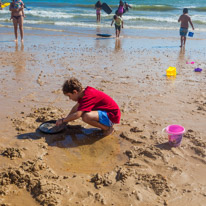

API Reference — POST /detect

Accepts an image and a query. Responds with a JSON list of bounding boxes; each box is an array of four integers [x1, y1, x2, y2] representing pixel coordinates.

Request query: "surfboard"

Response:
[[1, 2, 10, 8], [101, 3, 112, 14], [97, 34, 112, 37]]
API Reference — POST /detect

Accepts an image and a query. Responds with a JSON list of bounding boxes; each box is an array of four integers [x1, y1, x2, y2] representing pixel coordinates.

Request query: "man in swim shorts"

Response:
[[178, 8, 194, 47]]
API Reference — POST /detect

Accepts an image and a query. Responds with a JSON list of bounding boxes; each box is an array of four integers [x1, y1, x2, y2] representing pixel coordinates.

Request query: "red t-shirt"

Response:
[[77, 86, 121, 124]]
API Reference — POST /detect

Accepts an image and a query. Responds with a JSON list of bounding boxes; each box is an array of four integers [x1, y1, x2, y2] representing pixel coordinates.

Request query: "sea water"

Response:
[[0, 0, 206, 36]]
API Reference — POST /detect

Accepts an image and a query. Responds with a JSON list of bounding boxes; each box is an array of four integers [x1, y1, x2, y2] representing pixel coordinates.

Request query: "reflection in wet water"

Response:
[[14, 43, 26, 75], [178, 46, 185, 63], [114, 38, 121, 52]]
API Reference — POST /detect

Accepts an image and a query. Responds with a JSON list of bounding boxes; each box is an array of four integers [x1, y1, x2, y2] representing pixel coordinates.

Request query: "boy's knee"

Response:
[[81, 112, 90, 122]]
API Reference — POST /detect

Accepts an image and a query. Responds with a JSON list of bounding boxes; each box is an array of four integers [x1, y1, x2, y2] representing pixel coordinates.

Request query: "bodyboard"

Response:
[[1, 2, 10, 8], [97, 34, 112, 37], [102, 3, 112, 14]]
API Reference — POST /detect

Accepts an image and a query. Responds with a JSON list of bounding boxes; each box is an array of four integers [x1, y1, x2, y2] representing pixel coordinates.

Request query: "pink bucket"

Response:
[[163, 125, 185, 147]]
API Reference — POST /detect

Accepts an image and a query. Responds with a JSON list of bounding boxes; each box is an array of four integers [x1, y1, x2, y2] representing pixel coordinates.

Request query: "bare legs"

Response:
[[12, 16, 24, 42], [180, 36, 186, 47], [96, 13, 100, 22], [82, 111, 114, 136], [19, 17, 24, 42], [115, 29, 120, 38], [13, 19, 18, 42]]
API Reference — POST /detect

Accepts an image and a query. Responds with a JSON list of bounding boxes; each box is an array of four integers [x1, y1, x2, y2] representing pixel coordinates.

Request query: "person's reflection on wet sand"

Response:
[[14, 42, 26, 75], [114, 38, 121, 52], [178, 46, 185, 63]]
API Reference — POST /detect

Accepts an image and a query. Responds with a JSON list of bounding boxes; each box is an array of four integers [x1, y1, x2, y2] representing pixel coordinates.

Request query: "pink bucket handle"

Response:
[[162, 127, 166, 133], [162, 127, 167, 135]]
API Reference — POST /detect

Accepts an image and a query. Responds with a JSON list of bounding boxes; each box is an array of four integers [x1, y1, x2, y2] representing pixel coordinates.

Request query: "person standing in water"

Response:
[[95, 1, 102, 22], [9, 0, 25, 43], [111, 15, 123, 38], [116, 0, 124, 17], [178, 8, 194, 47]]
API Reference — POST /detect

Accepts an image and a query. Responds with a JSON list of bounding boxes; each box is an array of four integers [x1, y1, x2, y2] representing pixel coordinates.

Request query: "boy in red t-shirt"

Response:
[[56, 77, 121, 136]]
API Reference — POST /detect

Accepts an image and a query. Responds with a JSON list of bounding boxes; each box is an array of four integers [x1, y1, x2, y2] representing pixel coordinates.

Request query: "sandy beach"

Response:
[[0, 26, 206, 206]]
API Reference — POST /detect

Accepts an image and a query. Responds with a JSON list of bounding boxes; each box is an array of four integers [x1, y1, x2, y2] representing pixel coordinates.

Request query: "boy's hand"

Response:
[[56, 118, 64, 126]]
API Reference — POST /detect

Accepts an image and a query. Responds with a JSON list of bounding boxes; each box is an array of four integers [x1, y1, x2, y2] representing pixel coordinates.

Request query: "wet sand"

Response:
[[0, 28, 206, 206]]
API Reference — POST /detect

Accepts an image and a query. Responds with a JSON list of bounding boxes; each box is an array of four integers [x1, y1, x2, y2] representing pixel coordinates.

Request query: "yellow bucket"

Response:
[[166, 67, 176, 76]]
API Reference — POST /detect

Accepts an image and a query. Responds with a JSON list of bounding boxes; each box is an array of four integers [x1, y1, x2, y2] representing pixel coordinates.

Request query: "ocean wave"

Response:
[[192, 7, 206, 12], [130, 4, 176, 11], [70, 4, 176, 12], [1, 21, 206, 33], [123, 15, 177, 23], [28, 10, 73, 18]]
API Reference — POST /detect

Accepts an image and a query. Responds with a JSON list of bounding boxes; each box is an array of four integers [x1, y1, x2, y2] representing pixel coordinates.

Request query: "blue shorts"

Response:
[[98, 111, 113, 127], [180, 27, 188, 37]]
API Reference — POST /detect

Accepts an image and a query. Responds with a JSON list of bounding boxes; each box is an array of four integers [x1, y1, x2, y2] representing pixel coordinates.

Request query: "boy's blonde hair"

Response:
[[62, 78, 83, 94]]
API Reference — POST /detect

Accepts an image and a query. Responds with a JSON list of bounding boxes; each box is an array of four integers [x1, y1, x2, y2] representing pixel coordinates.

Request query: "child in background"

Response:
[[117, 0, 124, 17], [56, 78, 121, 137], [178, 8, 194, 47], [95, 1, 102, 22], [111, 15, 123, 38], [116, 1, 131, 17], [10, 0, 25, 20]]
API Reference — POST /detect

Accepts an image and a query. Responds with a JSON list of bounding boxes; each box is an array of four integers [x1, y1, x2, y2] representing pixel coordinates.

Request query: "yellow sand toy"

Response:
[[166, 67, 176, 76], [1, 2, 10, 8]]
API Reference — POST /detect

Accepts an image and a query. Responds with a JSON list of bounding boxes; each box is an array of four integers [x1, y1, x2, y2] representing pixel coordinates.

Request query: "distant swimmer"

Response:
[[178, 8, 194, 47]]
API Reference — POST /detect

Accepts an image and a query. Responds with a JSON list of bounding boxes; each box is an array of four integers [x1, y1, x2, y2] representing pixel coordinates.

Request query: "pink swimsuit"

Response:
[[96, 8, 101, 15], [118, 5, 124, 14]]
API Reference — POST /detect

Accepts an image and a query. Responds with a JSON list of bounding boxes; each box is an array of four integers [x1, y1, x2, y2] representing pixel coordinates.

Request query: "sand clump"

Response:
[[11, 107, 65, 133], [1, 148, 25, 160], [0, 159, 68, 206]]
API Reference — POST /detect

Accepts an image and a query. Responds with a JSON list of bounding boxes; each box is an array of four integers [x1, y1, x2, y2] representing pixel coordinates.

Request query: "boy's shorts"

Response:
[[180, 27, 188, 37], [98, 111, 113, 127], [115, 24, 121, 31]]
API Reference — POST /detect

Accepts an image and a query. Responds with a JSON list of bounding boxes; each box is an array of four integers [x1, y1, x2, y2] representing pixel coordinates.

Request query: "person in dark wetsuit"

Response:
[[9, 0, 25, 42]]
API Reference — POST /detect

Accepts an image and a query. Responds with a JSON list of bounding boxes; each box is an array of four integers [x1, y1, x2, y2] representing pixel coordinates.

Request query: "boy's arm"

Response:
[[111, 19, 114, 26], [56, 103, 83, 126], [189, 19, 194, 30], [178, 15, 181, 22], [69, 103, 79, 115], [122, 20, 124, 28]]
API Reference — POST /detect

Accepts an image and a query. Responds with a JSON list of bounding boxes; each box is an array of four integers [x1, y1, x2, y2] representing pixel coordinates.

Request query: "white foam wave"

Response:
[[123, 15, 177, 23], [28, 10, 73, 18]]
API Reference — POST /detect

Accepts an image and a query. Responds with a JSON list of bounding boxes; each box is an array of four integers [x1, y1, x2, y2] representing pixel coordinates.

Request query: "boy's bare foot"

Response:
[[102, 127, 114, 137]]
